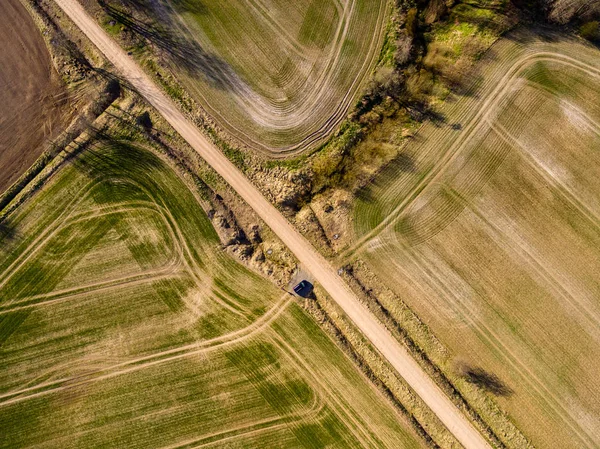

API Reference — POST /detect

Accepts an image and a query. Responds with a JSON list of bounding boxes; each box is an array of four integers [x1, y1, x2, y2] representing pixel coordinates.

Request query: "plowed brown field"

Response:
[[0, 0, 67, 194]]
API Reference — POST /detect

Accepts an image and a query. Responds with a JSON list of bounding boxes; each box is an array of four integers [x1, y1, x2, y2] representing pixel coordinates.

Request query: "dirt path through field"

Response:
[[0, 0, 68, 193], [50, 1, 492, 447]]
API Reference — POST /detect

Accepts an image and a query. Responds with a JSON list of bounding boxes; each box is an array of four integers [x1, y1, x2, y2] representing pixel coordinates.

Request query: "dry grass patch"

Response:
[[351, 30, 600, 449]]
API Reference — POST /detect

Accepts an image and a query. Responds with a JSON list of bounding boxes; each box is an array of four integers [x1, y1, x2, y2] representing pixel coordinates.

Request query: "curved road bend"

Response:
[[52, 1, 492, 447]]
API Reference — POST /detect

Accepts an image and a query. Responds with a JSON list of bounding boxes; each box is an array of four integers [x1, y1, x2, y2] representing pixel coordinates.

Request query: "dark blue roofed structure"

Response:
[[293, 280, 313, 298]]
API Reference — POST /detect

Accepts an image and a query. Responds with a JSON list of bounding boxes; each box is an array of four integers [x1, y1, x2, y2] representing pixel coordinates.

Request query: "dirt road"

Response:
[[51, 1, 492, 447]]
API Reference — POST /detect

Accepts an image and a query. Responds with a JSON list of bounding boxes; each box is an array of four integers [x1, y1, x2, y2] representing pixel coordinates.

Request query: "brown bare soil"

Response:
[[0, 0, 68, 194]]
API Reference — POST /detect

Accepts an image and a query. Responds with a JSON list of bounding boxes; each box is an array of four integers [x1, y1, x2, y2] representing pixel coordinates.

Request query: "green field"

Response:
[[0, 140, 424, 448], [138, 0, 388, 154], [350, 31, 600, 448]]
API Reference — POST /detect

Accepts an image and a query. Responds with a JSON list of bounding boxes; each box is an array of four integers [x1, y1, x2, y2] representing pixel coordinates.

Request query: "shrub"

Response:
[[395, 33, 413, 65], [136, 111, 153, 129], [406, 8, 418, 38], [580, 21, 600, 41]]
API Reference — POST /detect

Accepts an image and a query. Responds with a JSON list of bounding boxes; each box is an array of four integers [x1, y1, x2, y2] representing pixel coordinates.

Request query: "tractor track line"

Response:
[[0, 293, 293, 407], [342, 51, 600, 261], [161, 393, 325, 449], [0, 267, 183, 314]]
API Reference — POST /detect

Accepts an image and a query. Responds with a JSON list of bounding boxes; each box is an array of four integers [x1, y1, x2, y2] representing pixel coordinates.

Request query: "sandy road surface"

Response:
[[51, 1, 491, 447]]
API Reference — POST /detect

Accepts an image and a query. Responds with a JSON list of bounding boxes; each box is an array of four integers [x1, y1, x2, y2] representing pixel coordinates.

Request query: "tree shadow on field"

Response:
[[354, 150, 420, 207], [73, 128, 163, 180], [100, 1, 235, 90], [460, 365, 513, 397], [392, 152, 418, 173], [503, 26, 563, 45], [0, 219, 17, 246], [119, 0, 208, 15], [168, 0, 208, 16], [354, 184, 378, 205]]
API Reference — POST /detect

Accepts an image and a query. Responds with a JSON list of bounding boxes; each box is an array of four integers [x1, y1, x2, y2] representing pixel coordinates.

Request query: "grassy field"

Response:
[[0, 139, 425, 448], [350, 30, 600, 449], [0, 0, 69, 194], [111, 0, 388, 154]]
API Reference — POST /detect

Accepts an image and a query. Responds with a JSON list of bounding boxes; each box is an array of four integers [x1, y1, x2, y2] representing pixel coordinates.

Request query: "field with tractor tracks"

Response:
[[108, 0, 388, 155], [0, 0, 69, 194], [0, 140, 425, 449], [351, 30, 600, 449]]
